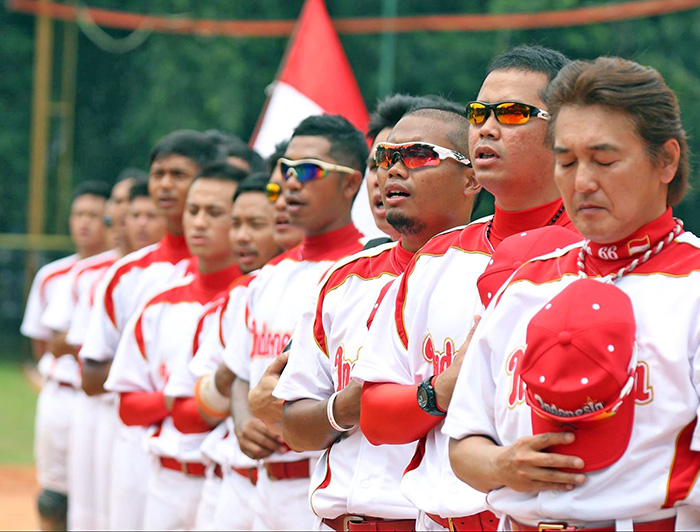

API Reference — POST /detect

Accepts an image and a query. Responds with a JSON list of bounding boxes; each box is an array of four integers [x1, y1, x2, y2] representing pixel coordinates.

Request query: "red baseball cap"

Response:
[[520, 278, 637, 473], [477, 226, 581, 307]]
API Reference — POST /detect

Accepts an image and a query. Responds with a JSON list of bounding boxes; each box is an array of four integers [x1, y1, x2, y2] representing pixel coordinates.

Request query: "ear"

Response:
[[341, 171, 363, 201], [658, 138, 680, 185], [463, 167, 482, 198]]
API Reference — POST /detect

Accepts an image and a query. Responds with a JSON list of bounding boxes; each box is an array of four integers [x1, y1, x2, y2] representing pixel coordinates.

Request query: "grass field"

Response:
[[0, 362, 38, 464]]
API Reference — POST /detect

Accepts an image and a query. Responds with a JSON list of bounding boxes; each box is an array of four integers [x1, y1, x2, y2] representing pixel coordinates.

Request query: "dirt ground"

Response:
[[0, 465, 39, 531]]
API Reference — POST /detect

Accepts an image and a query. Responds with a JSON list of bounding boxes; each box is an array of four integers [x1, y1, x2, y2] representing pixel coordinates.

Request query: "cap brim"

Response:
[[530, 392, 635, 473]]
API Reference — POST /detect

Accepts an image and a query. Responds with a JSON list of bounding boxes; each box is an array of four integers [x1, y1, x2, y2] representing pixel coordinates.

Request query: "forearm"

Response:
[[282, 387, 359, 452], [81, 359, 111, 396], [119, 390, 170, 427], [31, 339, 47, 363], [231, 378, 252, 429], [448, 435, 504, 493], [171, 397, 213, 433], [360, 382, 442, 445]]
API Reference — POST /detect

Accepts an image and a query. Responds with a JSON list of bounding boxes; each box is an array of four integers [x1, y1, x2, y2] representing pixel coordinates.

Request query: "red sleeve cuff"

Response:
[[172, 397, 212, 434], [119, 390, 170, 427]]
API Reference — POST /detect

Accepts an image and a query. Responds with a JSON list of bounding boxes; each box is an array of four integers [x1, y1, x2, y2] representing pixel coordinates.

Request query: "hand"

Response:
[[249, 352, 288, 428], [331, 380, 362, 429], [434, 315, 481, 410], [236, 417, 286, 460], [492, 433, 586, 492]]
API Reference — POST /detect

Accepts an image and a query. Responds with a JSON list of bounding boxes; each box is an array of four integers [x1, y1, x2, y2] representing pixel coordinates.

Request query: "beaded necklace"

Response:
[[485, 204, 566, 243]]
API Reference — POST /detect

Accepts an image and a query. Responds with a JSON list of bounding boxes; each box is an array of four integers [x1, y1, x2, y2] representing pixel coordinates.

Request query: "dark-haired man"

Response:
[[225, 114, 367, 530], [275, 99, 480, 531], [21, 180, 110, 531], [124, 176, 166, 252], [105, 164, 245, 530], [354, 45, 578, 531], [79, 130, 223, 530]]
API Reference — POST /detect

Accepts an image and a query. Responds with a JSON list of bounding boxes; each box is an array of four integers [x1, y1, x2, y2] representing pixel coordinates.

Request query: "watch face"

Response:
[[417, 387, 429, 409]]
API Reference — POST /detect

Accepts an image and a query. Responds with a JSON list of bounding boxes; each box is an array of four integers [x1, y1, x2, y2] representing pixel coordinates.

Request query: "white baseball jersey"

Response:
[[225, 223, 365, 465], [106, 264, 241, 462], [21, 253, 80, 383], [274, 240, 419, 519], [80, 233, 193, 363], [65, 250, 119, 347], [443, 210, 700, 523], [352, 201, 576, 519]]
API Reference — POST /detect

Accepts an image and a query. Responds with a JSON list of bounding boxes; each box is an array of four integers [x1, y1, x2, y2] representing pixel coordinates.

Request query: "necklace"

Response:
[[485, 204, 566, 243], [577, 220, 683, 283]]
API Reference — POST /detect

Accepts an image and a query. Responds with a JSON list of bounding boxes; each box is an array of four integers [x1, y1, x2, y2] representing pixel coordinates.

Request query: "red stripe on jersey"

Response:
[[394, 223, 491, 349], [403, 435, 427, 477], [72, 257, 116, 302], [103, 247, 166, 327], [39, 260, 78, 303], [312, 245, 399, 357], [218, 274, 256, 347], [663, 418, 700, 508], [311, 448, 333, 495], [367, 281, 393, 330], [134, 312, 147, 359], [192, 297, 226, 356]]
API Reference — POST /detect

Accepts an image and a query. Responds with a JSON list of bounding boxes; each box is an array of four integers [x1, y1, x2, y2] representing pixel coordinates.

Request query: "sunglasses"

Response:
[[374, 142, 471, 170], [265, 182, 282, 203], [278, 158, 357, 183], [466, 101, 551, 125]]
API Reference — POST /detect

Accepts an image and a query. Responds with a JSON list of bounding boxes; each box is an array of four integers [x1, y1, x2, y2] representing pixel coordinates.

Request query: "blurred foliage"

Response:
[[2, 0, 698, 237]]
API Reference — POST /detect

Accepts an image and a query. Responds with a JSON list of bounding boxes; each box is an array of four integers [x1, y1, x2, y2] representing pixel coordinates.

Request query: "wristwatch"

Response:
[[417, 375, 446, 417]]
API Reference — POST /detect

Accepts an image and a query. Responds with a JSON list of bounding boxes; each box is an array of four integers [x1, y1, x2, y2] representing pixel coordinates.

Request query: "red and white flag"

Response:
[[250, 0, 383, 238]]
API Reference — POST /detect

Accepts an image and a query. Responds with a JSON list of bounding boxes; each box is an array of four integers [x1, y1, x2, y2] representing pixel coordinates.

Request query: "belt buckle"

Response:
[[343, 515, 364, 531], [180, 462, 191, 477], [538, 523, 575, 531], [447, 517, 456, 532]]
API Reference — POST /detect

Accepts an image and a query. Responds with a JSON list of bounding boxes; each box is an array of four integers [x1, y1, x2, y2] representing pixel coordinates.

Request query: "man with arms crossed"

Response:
[[353, 45, 577, 531], [275, 99, 479, 531], [226, 114, 367, 530]]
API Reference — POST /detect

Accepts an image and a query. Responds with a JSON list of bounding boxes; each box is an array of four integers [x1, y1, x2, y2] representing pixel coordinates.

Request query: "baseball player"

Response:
[[79, 130, 220, 530], [274, 99, 479, 531], [226, 114, 368, 531], [352, 45, 577, 532], [164, 173, 286, 530], [105, 164, 244, 530], [21, 180, 111, 531], [445, 56, 700, 531]]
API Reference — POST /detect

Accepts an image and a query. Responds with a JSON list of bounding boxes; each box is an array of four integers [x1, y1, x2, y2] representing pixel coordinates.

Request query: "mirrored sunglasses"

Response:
[[374, 142, 471, 170], [278, 158, 357, 183], [466, 101, 550, 125], [265, 182, 281, 203]]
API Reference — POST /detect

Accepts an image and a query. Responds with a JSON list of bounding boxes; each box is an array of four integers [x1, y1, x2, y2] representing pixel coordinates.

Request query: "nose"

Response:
[[573, 162, 599, 194], [283, 171, 302, 191], [386, 155, 408, 180], [193, 210, 208, 228], [477, 110, 501, 140]]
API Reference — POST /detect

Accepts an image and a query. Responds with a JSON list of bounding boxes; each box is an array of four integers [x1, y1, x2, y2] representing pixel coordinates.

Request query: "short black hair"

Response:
[[116, 167, 148, 184], [291, 114, 369, 174], [487, 45, 570, 100], [404, 96, 471, 155], [266, 139, 290, 174], [194, 161, 249, 185], [367, 94, 437, 142], [129, 176, 150, 201], [233, 172, 270, 201], [204, 129, 265, 173], [148, 129, 221, 169], [72, 180, 111, 202]]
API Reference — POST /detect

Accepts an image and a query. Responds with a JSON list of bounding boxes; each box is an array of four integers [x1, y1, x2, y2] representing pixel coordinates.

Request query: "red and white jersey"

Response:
[[183, 274, 258, 469], [21, 254, 79, 343], [106, 265, 240, 463], [80, 233, 193, 363], [274, 240, 418, 519], [443, 211, 700, 522], [21, 254, 80, 383], [225, 223, 365, 465], [351, 221, 492, 518], [352, 200, 576, 518], [40, 250, 118, 343]]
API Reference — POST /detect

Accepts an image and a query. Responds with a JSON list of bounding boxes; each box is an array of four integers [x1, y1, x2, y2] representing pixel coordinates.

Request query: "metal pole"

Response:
[[55, 17, 78, 231], [377, 0, 398, 98], [26, 0, 55, 289]]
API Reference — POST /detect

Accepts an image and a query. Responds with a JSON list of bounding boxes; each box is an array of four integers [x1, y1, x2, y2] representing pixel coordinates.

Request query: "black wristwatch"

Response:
[[417, 376, 446, 417]]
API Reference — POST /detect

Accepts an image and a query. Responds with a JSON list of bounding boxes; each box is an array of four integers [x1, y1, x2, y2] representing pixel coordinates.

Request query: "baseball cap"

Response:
[[477, 226, 581, 307], [521, 278, 637, 473]]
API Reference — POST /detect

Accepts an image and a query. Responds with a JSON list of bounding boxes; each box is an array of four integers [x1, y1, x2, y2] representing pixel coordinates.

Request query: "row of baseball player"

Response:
[[22, 44, 699, 532]]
